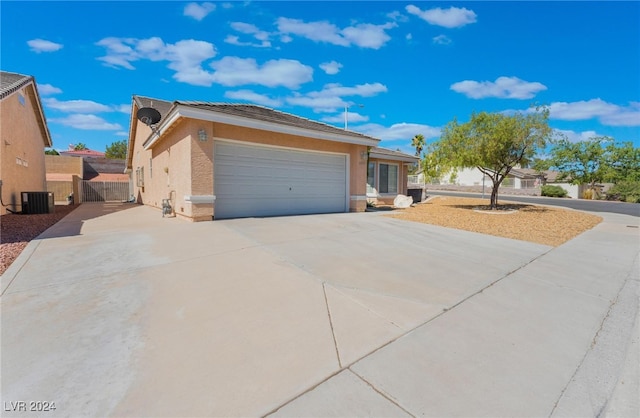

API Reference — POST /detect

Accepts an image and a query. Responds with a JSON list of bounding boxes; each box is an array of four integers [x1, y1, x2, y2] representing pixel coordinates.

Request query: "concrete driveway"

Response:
[[1, 203, 638, 417]]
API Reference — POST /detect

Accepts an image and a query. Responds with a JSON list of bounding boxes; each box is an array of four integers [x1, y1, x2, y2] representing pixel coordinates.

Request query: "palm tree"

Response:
[[411, 134, 425, 158]]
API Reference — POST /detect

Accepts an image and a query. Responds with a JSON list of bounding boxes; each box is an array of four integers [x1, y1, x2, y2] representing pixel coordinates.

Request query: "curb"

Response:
[[0, 238, 42, 295]]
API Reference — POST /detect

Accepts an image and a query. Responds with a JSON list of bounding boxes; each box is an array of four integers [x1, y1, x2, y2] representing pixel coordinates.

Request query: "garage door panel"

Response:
[[214, 141, 348, 219]]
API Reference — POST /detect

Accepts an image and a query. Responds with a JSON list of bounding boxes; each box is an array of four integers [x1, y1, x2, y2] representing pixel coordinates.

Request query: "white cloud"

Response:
[[97, 36, 317, 89], [277, 18, 347, 46], [115, 104, 131, 114], [406, 5, 477, 28], [96, 37, 144, 70], [387, 11, 409, 22], [43, 98, 112, 113], [210, 57, 313, 89], [600, 102, 640, 126], [96, 36, 218, 86], [555, 129, 602, 143], [43, 98, 130, 114], [547, 99, 640, 126], [406, 33, 413, 41], [450, 76, 547, 99], [165, 39, 219, 86], [285, 83, 388, 112], [321, 112, 369, 124], [183, 2, 216, 21], [224, 90, 283, 107], [37, 83, 62, 95], [116, 131, 129, 137], [49, 114, 122, 130], [286, 94, 347, 113], [315, 82, 388, 98], [224, 35, 271, 48], [230, 22, 270, 41], [226, 22, 272, 47], [355, 122, 441, 141], [27, 38, 63, 53], [276, 17, 396, 49], [433, 34, 452, 45], [319, 61, 342, 75], [341, 22, 396, 49]]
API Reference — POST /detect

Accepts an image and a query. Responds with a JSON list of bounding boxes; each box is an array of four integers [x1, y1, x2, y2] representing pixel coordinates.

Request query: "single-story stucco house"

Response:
[[127, 96, 417, 221], [0, 71, 52, 214]]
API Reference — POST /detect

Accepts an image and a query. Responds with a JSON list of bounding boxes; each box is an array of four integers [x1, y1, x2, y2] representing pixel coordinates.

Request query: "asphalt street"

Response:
[[428, 190, 640, 217]]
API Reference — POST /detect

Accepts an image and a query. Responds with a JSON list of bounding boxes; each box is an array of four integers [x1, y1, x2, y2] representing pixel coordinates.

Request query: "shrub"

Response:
[[541, 185, 568, 198], [606, 181, 640, 203]]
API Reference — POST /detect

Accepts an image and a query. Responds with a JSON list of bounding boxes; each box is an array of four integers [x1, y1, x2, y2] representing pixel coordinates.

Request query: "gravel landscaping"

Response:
[[389, 196, 603, 247], [0, 205, 79, 275]]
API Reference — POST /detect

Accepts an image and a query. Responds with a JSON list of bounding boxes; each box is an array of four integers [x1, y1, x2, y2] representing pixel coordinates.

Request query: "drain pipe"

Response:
[[0, 180, 19, 214]]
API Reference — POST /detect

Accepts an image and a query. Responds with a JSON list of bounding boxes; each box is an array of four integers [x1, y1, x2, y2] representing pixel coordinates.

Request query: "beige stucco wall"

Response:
[[130, 117, 370, 221], [369, 158, 411, 205], [0, 85, 48, 214]]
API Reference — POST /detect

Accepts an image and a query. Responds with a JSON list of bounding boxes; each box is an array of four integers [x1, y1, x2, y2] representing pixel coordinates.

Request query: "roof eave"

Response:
[[27, 79, 53, 148], [369, 152, 419, 163], [143, 104, 379, 150], [126, 98, 140, 170]]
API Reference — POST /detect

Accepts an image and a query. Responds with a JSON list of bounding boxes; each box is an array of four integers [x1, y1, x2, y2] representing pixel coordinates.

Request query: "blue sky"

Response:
[[2, 1, 639, 154]]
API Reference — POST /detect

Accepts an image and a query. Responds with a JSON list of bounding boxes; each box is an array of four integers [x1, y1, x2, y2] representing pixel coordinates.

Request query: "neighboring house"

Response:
[[0, 71, 52, 214], [415, 167, 545, 189], [59, 145, 105, 158], [542, 171, 592, 199], [127, 96, 383, 221], [367, 147, 419, 204]]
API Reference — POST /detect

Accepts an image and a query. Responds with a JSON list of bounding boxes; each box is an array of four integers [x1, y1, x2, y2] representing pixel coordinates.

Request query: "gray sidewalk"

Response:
[[1, 203, 638, 417]]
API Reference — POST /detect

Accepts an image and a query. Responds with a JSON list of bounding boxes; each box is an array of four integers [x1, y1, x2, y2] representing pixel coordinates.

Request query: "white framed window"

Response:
[[379, 163, 398, 194], [136, 167, 144, 187], [367, 161, 376, 194]]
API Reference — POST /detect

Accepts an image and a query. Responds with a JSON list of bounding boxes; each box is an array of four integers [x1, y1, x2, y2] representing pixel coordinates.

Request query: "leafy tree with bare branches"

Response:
[[434, 107, 553, 209]]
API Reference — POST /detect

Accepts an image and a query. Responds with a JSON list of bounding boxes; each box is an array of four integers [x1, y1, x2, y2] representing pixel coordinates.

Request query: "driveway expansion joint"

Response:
[[322, 282, 342, 368], [350, 368, 417, 418]]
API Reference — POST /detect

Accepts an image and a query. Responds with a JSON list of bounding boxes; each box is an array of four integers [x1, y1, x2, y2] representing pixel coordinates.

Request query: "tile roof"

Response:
[[0, 71, 32, 100], [370, 147, 419, 162], [133, 96, 174, 122], [132, 95, 380, 142], [60, 149, 106, 157]]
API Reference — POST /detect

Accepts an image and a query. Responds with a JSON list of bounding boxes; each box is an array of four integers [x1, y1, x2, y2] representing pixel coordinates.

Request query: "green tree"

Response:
[[44, 149, 59, 155], [434, 107, 553, 209], [541, 137, 640, 190], [73, 143, 87, 150], [420, 145, 451, 184], [411, 134, 425, 157], [608, 141, 640, 182], [105, 140, 127, 159]]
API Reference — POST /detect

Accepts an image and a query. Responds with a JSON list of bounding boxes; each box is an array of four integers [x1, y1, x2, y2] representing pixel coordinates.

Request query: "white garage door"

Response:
[[214, 141, 348, 219]]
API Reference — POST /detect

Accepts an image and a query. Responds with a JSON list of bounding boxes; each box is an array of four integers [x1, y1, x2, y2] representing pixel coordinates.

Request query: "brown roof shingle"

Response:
[[132, 95, 380, 143]]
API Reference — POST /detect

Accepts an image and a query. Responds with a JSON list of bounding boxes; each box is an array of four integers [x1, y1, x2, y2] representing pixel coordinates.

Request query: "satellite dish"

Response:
[[137, 107, 161, 126]]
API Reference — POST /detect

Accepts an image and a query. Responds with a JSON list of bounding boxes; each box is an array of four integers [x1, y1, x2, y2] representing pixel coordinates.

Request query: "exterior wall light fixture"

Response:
[[198, 129, 208, 141]]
